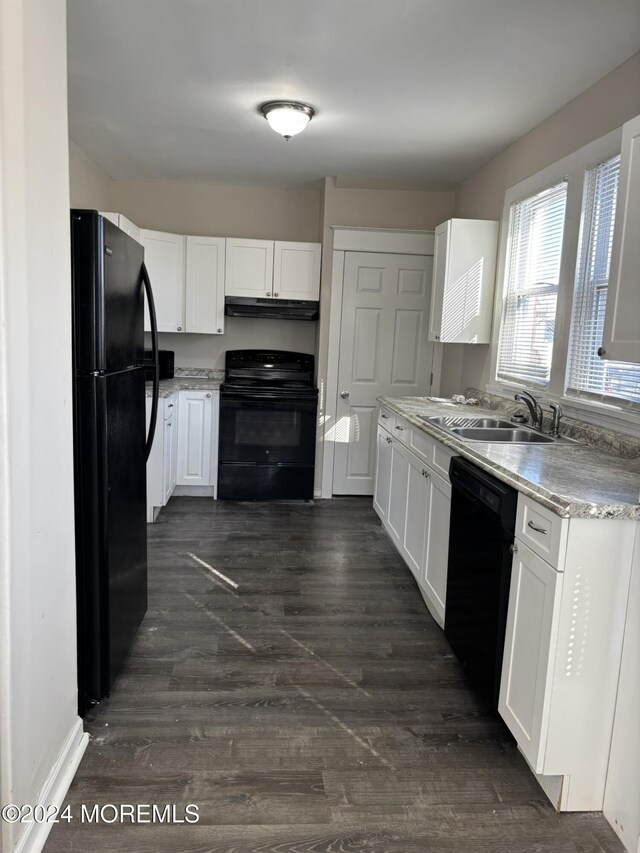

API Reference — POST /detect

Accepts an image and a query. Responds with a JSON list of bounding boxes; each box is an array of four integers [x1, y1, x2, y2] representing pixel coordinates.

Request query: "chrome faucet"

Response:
[[514, 391, 544, 430], [549, 402, 563, 437]]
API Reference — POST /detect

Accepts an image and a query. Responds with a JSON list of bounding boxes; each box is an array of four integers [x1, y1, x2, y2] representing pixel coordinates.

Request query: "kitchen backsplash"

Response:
[[465, 387, 640, 459]]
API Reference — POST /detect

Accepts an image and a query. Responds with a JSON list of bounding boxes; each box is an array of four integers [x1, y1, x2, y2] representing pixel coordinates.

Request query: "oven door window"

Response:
[[236, 409, 301, 447], [219, 397, 317, 464]]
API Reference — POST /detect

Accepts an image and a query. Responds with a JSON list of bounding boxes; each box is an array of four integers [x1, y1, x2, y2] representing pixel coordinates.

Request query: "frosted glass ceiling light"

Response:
[[260, 101, 315, 141]]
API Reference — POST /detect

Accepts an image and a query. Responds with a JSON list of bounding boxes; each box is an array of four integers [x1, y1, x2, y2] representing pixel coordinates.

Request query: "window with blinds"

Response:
[[567, 156, 640, 405], [496, 181, 567, 387]]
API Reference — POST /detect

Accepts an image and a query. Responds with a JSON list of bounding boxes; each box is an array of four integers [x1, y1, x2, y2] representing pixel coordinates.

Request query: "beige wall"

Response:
[[112, 179, 322, 242], [69, 138, 113, 210], [452, 51, 640, 393]]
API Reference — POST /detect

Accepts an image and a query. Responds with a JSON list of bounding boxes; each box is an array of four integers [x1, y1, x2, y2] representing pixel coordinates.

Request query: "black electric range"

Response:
[[218, 350, 318, 500]]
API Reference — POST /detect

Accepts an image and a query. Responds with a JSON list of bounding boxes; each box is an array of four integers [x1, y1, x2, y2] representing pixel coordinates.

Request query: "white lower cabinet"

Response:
[[162, 408, 178, 503], [498, 501, 638, 811], [387, 439, 409, 547], [499, 540, 562, 771], [373, 425, 393, 522], [146, 389, 219, 520], [373, 412, 452, 627], [146, 393, 179, 522], [421, 471, 451, 626], [403, 451, 430, 581], [176, 390, 219, 489]]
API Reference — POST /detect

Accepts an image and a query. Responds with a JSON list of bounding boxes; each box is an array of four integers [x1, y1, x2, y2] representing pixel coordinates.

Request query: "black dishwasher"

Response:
[[445, 457, 518, 707]]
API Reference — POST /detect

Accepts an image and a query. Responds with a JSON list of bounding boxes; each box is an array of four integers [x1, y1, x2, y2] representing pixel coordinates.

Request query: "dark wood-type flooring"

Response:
[[45, 497, 623, 852]]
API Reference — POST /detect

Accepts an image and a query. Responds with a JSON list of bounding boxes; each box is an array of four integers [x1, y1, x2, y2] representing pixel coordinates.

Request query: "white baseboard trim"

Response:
[[13, 718, 88, 853], [172, 486, 215, 497]]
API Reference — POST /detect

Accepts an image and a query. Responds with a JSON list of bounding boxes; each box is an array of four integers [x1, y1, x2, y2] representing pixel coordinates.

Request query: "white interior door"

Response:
[[332, 251, 434, 495]]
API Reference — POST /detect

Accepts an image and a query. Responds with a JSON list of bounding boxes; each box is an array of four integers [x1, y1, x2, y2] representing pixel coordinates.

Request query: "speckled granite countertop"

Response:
[[146, 368, 224, 398], [379, 396, 640, 521]]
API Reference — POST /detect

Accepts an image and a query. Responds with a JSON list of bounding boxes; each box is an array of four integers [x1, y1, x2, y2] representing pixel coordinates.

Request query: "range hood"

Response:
[[225, 296, 319, 321]]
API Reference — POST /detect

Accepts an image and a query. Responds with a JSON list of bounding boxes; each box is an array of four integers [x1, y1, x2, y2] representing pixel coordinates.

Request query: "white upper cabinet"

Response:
[[273, 241, 321, 300], [601, 113, 640, 364], [141, 230, 225, 335], [185, 236, 225, 335], [428, 218, 498, 344], [225, 238, 321, 301], [141, 229, 186, 333], [225, 238, 274, 298]]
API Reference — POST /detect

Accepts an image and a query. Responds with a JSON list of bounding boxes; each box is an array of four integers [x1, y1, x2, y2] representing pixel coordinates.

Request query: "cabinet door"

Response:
[[141, 229, 185, 333], [428, 222, 449, 341], [499, 540, 563, 772], [373, 425, 393, 522], [224, 238, 274, 298], [387, 440, 409, 547], [403, 450, 430, 581], [273, 241, 321, 301], [601, 114, 640, 364], [177, 391, 213, 486], [162, 414, 174, 503], [185, 236, 225, 334], [421, 472, 451, 626]]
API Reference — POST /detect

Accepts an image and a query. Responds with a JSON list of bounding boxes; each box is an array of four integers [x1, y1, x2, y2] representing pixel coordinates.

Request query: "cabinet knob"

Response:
[[597, 346, 606, 357], [273, 292, 279, 297], [266, 293, 272, 298], [177, 326, 182, 331], [435, 333, 440, 341], [510, 543, 518, 555], [217, 328, 222, 333], [206, 393, 212, 398]]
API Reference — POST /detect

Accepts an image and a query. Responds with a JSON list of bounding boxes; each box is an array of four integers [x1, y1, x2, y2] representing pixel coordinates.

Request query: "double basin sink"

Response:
[[420, 415, 574, 445]]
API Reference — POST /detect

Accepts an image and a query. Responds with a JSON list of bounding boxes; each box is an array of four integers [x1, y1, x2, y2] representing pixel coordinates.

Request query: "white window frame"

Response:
[[488, 126, 640, 437]]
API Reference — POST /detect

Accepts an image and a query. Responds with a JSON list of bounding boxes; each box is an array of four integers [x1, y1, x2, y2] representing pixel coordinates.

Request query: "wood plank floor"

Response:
[[45, 497, 623, 852]]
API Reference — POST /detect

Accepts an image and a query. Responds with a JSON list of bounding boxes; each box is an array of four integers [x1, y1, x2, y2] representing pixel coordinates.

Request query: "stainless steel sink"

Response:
[[423, 415, 517, 430], [450, 427, 554, 443]]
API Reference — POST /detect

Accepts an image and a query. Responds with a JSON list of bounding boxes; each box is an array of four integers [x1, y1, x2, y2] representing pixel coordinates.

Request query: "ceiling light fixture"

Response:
[[259, 101, 315, 141]]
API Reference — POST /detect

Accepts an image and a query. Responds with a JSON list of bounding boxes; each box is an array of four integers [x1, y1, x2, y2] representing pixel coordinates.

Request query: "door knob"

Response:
[[340, 391, 350, 399]]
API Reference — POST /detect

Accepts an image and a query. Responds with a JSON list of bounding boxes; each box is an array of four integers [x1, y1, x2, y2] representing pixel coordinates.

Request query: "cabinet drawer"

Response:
[[409, 428, 453, 482], [409, 426, 434, 466], [392, 416, 410, 446], [431, 441, 455, 482], [516, 496, 567, 568], [378, 406, 395, 432]]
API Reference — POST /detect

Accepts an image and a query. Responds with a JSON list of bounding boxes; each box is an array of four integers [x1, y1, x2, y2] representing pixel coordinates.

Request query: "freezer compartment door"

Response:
[[71, 210, 145, 373]]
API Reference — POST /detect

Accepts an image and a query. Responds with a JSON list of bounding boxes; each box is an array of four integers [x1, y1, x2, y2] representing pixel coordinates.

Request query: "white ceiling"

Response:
[[67, 0, 640, 188]]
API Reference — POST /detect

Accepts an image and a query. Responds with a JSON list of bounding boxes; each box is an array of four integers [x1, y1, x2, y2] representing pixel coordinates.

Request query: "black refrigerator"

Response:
[[70, 210, 160, 716]]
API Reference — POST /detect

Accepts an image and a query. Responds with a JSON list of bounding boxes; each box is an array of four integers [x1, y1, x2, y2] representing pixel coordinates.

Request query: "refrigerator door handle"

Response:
[[142, 262, 159, 461]]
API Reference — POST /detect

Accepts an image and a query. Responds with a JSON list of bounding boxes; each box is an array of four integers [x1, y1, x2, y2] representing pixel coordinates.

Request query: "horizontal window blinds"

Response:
[[497, 181, 567, 387], [567, 156, 640, 405]]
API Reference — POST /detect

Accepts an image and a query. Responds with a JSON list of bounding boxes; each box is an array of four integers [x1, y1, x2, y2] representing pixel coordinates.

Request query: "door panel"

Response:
[[177, 391, 213, 486], [333, 251, 434, 495], [141, 229, 185, 333]]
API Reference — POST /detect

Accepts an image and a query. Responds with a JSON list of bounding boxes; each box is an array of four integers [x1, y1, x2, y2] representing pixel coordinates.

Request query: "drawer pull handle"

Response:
[[381, 413, 389, 419], [527, 520, 548, 535], [395, 425, 404, 431]]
